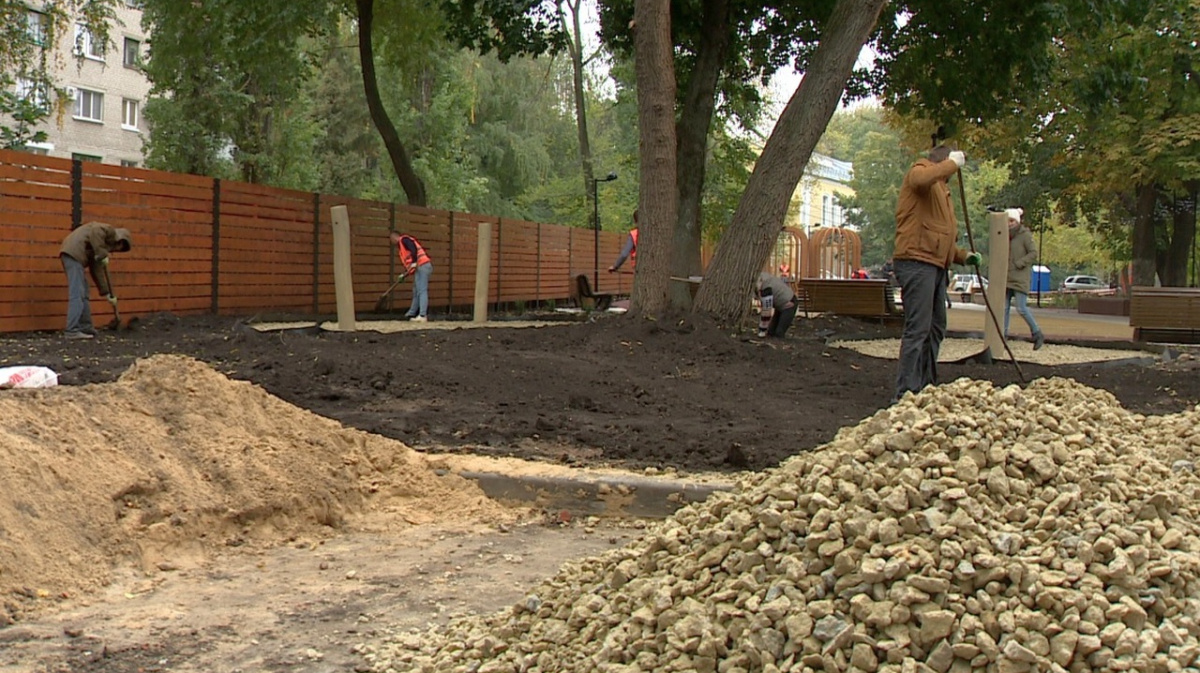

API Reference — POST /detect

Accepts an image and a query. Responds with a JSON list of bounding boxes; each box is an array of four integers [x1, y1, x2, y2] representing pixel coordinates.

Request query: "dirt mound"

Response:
[[366, 377, 1200, 672], [0, 355, 505, 625]]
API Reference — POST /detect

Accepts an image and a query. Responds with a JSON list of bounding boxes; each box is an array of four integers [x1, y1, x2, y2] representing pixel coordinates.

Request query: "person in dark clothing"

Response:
[[756, 271, 797, 338], [59, 222, 132, 339]]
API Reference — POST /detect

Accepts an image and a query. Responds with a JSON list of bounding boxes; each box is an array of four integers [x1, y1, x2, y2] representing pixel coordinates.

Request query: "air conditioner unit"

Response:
[[65, 86, 78, 100]]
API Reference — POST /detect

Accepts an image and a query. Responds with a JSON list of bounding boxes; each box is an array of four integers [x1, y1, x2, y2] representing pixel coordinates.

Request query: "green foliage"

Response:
[[139, 0, 335, 182], [0, 0, 116, 149], [439, 0, 567, 61]]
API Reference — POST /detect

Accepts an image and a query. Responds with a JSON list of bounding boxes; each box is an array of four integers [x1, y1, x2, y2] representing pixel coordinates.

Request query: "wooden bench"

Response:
[[1130, 286, 1200, 343], [798, 279, 897, 317], [570, 274, 613, 311]]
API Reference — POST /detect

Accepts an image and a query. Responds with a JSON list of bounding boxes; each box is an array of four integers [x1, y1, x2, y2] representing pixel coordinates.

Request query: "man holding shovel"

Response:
[[389, 231, 432, 322], [891, 145, 980, 402], [59, 222, 132, 339]]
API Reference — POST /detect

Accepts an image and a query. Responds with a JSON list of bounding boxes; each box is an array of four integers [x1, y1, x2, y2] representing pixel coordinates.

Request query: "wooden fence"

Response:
[[0, 149, 634, 333]]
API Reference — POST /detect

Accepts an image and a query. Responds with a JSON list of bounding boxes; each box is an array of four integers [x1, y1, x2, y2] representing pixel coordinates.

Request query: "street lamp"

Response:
[[592, 171, 618, 292]]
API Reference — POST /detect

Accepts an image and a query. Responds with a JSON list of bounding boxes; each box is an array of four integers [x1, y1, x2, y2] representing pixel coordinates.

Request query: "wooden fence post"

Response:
[[474, 221, 492, 322], [330, 205, 356, 331], [447, 211, 455, 314], [70, 159, 82, 230], [312, 193, 321, 314], [211, 178, 221, 314], [536, 222, 542, 304], [387, 201, 396, 312], [495, 217, 502, 305]]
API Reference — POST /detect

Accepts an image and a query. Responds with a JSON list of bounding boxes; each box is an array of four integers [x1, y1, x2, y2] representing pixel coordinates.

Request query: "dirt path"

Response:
[[0, 518, 635, 673]]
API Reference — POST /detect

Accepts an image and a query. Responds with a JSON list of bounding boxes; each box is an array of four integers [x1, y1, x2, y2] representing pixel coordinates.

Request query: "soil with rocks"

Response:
[[2, 312, 1198, 474], [2, 311, 1200, 672]]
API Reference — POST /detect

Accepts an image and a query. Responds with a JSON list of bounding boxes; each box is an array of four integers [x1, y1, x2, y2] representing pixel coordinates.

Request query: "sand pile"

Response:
[[0, 355, 506, 624], [830, 338, 1148, 365], [363, 377, 1200, 673]]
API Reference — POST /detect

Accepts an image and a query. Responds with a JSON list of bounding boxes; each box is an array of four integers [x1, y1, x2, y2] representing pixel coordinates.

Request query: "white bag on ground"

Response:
[[0, 366, 59, 389]]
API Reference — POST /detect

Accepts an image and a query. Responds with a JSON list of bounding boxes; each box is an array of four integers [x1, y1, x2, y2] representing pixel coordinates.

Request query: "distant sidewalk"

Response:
[[947, 303, 1132, 341]]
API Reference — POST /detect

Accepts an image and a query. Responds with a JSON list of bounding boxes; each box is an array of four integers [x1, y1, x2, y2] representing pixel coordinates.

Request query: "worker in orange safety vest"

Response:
[[389, 232, 433, 322], [608, 210, 639, 273]]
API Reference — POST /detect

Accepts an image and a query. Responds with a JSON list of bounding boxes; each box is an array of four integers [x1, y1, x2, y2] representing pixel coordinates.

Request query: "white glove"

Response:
[[949, 151, 966, 168], [100, 256, 110, 267]]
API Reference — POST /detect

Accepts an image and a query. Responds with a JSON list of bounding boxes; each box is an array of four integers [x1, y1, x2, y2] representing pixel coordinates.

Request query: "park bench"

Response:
[[1129, 286, 1200, 343], [570, 273, 613, 311], [797, 279, 897, 318]]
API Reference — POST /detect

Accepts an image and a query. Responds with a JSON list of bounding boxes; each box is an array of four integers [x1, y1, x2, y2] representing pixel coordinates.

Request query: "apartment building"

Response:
[[13, 0, 151, 166]]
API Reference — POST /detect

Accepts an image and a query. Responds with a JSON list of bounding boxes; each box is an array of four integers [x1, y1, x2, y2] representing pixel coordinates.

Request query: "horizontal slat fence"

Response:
[[0, 149, 633, 333]]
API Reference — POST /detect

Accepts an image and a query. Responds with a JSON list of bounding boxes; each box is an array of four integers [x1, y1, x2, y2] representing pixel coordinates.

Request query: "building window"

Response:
[[124, 0, 145, 7], [14, 77, 49, 110], [72, 153, 103, 163], [123, 37, 141, 67], [74, 24, 105, 60], [122, 98, 139, 130], [26, 9, 48, 46], [120, 159, 139, 167], [74, 88, 104, 122]]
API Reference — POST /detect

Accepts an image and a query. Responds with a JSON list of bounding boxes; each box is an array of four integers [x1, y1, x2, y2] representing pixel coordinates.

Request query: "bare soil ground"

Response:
[[2, 311, 1199, 672], [4, 311, 1198, 473]]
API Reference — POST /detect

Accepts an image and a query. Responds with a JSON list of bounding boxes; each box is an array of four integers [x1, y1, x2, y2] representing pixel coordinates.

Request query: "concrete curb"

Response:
[[444, 470, 734, 519]]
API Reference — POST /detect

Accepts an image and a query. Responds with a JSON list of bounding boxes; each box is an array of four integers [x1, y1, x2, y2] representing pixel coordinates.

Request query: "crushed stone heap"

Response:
[[0, 355, 502, 624], [364, 377, 1200, 673]]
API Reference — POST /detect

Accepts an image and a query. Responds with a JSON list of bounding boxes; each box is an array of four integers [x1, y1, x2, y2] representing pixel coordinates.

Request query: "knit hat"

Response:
[[1005, 208, 1024, 223]]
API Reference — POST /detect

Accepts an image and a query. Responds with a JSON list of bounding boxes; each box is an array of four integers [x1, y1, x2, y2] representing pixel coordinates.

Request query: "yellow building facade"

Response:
[[792, 152, 855, 235]]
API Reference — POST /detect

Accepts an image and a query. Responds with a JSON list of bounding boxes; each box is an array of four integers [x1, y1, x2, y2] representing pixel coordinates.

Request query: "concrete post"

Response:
[[330, 205, 356, 331], [474, 222, 492, 323], [983, 210, 1009, 355]]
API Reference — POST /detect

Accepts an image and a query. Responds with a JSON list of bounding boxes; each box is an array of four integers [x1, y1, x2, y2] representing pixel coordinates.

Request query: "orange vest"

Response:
[[629, 228, 639, 268], [396, 235, 431, 272]]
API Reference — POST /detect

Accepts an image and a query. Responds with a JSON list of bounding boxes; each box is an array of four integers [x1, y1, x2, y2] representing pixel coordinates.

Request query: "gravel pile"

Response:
[[361, 377, 1200, 673], [829, 338, 1153, 366]]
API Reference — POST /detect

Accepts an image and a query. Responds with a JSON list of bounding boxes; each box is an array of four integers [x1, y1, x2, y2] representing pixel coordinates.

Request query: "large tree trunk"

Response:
[[561, 0, 596, 227], [693, 0, 886, 322], [355, 0, 427, 206], [1163, 187, 1197, 286], [1131, 182, 1158, 286], [669, 0, 731, 311], [631, 0, 677, 316]]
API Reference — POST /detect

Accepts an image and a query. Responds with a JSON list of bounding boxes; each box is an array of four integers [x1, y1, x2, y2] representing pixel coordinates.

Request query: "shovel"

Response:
[[102, 265, 123, 330], [373, 274, 408, 312]]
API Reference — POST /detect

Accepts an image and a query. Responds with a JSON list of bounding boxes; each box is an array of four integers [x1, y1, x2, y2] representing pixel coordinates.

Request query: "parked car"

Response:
[[951, 274, 988, 301], [1060, 275, 1106, 291]]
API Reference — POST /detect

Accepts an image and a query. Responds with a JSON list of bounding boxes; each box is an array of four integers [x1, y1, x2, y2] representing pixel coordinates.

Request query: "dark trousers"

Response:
[[894, 260, 948, 400], [768, 301, 797, 337]]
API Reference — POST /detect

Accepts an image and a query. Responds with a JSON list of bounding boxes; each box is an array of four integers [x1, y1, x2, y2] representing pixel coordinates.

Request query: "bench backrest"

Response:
[[798, 279, 892, 316], [1130, 286, 1200, 329]]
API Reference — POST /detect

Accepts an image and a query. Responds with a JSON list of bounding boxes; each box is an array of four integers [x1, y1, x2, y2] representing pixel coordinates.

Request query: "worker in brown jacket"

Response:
[[891, 146, 981, 402], [59, 222, 133, 339]]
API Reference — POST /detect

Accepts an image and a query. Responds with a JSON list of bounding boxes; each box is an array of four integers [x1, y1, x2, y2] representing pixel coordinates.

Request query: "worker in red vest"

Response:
[[389, 231, 433, 322], [608, 210, 639, 273]]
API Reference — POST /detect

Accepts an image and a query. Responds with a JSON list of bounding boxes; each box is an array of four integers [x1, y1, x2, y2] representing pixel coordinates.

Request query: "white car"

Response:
[[1061, 275, 1106, 291], [951, 274, 987, 297]]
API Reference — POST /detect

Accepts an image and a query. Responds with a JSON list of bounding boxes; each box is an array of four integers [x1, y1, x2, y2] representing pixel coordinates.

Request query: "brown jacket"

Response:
[[60, 222, 132, 296], [893, 158, 968, 270]]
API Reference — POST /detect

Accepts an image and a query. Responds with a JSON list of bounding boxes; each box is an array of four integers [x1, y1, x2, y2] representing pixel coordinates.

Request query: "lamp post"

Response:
[[592, 171, 618, 292], [1037, 224, 1044, 308]]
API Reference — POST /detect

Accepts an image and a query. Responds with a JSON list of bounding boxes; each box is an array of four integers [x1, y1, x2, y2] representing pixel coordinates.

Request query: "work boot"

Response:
[[1033, 331, 1045, 350]]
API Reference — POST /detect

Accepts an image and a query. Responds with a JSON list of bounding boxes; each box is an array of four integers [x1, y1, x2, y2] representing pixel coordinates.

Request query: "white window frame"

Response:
[[26, 9, 48, 46], [74, 88, 104, 122], [14, 77, 49, 109], [122, 98, 139, 131], [123, 37, 141, 68], [74, 23, 105, 61]]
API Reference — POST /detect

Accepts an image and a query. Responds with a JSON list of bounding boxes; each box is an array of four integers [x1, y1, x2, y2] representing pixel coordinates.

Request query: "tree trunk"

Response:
[[631, 0, 677, 316], [1131, 182, 1158, 286], [669, 0, 730, 311], [355, 0, 427, 206], [693, 0, 886, 322], [1163, 188, 1197, 286], [561, 0, 596, 228]]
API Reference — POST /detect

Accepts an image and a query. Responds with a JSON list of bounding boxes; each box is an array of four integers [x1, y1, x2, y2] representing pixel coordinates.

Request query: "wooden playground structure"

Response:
[[769, 226, 895, 318]]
